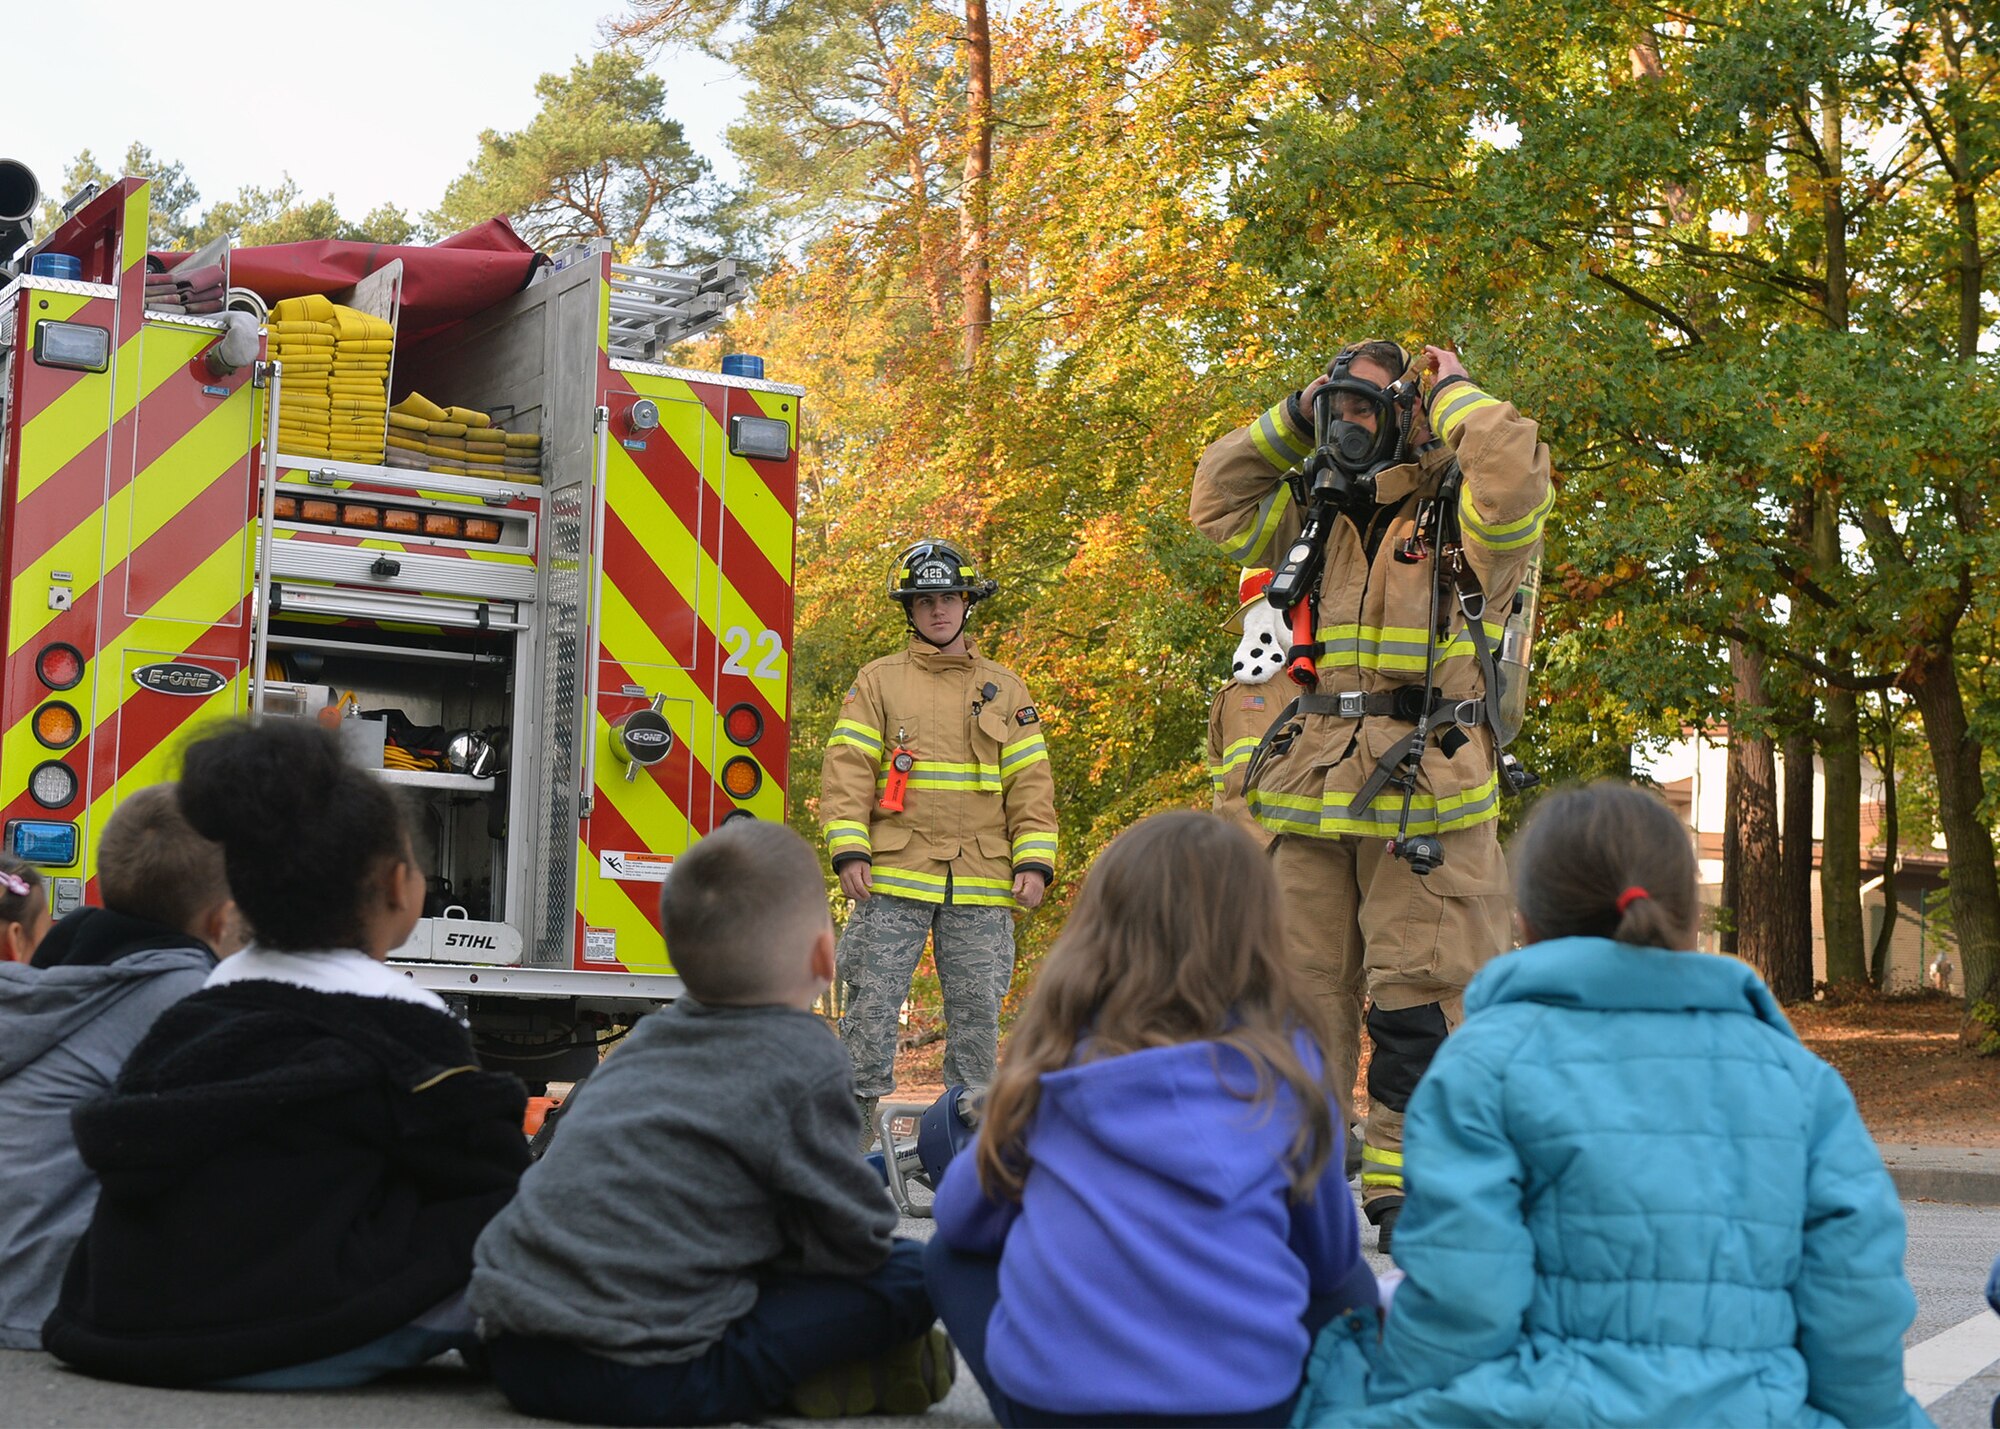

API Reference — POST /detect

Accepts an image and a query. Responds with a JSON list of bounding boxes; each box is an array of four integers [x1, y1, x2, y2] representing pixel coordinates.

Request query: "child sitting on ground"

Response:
[[1291, 781, 1928, 1429], [0, 786, 242, 1349], [42, 720, 529, 1388], [0, 856, 49, 963], [470, 819, 950, 1426], [925, 810, 1375, 1428]]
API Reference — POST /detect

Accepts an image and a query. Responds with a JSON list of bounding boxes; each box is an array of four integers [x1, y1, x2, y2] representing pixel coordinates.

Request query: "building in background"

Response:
[[1643, 732, 1959, 994]]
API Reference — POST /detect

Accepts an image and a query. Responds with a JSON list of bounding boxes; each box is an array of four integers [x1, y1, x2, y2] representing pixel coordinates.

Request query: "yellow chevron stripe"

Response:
[[7, 495, 115, 658], [604, 438, 791, 713], [597, 575, 784, 823], [121, 183, 150, 270], [577, 836, 670, 972], [13, 328, 245, 657], [19, 316, 218, 501], [121, 391, 256, 572], [79, 670, 245, 883], [593, 704, 698, 856], [1, 534, 249, 815], [28, 291, 94, 324], [625, 371, 794, 594]]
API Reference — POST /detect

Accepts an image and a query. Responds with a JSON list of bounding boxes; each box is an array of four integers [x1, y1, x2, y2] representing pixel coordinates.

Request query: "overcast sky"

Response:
[[2, 0, 745, 227]]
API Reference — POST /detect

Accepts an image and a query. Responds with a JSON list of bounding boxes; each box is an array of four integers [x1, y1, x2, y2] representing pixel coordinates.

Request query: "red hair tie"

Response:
[[1615, 886, 1650, 914]]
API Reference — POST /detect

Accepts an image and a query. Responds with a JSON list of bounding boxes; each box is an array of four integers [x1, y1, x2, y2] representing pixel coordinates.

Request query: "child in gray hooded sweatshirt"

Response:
[[469, 819, 951, 1425], [0, 786, 240, 1348]]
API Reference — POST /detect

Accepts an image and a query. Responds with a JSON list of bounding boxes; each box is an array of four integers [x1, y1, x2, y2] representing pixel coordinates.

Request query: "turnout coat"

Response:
[[1189, 378, 1552, 841], [821, 638, 1058, 906]]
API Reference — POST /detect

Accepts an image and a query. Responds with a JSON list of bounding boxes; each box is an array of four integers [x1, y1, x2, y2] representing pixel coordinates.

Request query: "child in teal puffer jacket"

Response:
[[1292, 781, 1931, 1429]]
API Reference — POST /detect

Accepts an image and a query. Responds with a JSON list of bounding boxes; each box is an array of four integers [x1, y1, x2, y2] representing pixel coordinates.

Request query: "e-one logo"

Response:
[[627, 728, 670, 748], [444, 932, 497, 950], [132, 662, 226, 697]]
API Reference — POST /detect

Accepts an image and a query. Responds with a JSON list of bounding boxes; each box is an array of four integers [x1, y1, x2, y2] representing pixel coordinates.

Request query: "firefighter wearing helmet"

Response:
[[1189, 341, 1553, 1254], [821, 539, 1059, 1147]]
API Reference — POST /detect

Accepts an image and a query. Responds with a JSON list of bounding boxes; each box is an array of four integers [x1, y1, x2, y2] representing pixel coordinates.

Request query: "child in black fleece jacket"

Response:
[[469, 820, 949, 1425], [43, 720, 528, 1388]]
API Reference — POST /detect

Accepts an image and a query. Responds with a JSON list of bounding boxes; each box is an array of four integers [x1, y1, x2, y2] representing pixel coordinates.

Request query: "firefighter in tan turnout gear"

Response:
[[1190, 341, 1553, 1252], [822, 539, 1059, 1147]]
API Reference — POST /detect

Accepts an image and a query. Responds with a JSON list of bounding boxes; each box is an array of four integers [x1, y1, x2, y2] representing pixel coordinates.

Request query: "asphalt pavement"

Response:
[[3, 1196, 1994, 1428]]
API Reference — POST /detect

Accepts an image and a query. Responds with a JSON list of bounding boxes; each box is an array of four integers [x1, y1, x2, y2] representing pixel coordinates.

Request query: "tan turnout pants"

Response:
[[1270, 822, 1512, 1210]]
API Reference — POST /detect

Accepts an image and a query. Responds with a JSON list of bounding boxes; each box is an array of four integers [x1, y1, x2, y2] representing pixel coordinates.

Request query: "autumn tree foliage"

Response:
[[687, 0, 2000, 1044]]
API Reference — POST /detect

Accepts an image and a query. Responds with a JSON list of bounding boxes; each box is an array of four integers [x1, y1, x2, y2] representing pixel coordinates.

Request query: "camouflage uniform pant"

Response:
[[837, 891, 1015, 1099]]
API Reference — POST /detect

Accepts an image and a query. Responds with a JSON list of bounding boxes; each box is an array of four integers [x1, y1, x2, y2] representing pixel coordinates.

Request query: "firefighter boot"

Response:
[[856, 1095, 881, 1153], [1368, 1197, 1404, 1257]]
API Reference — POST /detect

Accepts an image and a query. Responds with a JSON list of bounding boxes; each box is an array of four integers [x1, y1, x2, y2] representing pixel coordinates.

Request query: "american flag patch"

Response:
[[1242, 695, 1266, 710]]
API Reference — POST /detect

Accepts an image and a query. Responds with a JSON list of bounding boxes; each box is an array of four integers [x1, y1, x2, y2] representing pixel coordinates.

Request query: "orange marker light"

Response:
[[272, 495, 299, 520], [722, 756, 763, 800], [463, 517, 502, 543], [423, 513, 463, 538], [33, 702, 80, 750], [340, 504, 381, 528], [382, 508, 420, 534], [301, 499, 339, 524]]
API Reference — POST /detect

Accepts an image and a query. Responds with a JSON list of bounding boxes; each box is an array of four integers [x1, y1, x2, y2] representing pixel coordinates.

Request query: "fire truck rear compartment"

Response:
[[252, 256, 607, 972], [264, 620, 513, 928]]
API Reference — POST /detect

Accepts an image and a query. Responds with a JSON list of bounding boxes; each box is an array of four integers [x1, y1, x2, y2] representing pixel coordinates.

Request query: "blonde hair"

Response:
[[976, 811, 1338, 1202], [98, 784, 230, 936]]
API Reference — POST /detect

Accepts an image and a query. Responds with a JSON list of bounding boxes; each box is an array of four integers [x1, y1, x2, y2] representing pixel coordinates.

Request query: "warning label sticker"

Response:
[[582, 928, 619, 964], [600, 851, 675, 883]]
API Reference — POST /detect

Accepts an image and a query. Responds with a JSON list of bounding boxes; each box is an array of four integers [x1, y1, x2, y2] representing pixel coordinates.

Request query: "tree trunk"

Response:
[[1869, 693, 1900, 988], [1732, 641, 1785, 984], [1819, 687, 1866, 984], [1778, 723, 1817, 1001], [1813, 75, 1866, 987], [959, 0, 993, 370], [1905, 650, 2000, 1044], [1720, 731, 1740, 958]]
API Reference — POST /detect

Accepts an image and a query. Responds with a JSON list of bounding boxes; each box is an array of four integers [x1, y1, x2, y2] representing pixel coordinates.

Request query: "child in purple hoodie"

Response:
[[925, 810, 1375, 1427]]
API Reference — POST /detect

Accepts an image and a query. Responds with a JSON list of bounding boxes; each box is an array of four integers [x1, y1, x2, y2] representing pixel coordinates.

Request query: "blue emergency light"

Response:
[[7, 819, 78, 867]]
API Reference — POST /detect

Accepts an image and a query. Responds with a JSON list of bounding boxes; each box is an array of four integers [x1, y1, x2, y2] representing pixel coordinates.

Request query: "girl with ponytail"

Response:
[[43, 719, 529, 1390], [1292, 780, 1927, 1429]]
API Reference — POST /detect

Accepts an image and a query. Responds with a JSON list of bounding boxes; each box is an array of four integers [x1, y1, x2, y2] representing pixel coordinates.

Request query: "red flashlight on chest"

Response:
[[880, 748, 916, 812]]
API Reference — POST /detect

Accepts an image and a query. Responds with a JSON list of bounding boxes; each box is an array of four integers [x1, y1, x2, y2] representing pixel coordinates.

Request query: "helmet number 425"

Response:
[[720, 625, 784, 681]]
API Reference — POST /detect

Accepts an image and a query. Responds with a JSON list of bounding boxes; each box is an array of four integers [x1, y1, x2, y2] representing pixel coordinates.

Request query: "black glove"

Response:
[[1285, 388, 1310, 435]]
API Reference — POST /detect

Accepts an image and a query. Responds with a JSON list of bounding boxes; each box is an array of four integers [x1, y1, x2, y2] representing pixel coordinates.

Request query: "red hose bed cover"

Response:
[[162, 218, 547, 340]]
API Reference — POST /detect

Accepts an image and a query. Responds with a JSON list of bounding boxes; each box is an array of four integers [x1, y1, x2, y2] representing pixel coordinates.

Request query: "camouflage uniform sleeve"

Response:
[[820, 667, 885, 871], [1189, 399, 1309, 567], [1427, 376, 1554, 590], [998, 681, 1057, 883]]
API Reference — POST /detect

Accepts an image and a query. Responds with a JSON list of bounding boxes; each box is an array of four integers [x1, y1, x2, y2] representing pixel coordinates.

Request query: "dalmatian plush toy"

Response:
[[1231, 569, 1289, 685]]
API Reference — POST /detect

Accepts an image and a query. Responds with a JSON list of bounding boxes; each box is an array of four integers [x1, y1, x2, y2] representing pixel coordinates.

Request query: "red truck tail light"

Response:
[[37, 643, 83, 691], [724, 703, 763, 746]]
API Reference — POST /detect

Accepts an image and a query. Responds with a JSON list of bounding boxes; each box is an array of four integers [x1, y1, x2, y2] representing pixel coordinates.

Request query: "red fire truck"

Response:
[[0, 165, 800, 1082]]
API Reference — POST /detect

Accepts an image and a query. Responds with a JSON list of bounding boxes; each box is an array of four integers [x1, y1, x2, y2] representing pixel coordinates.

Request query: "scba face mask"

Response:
[[1318, 345, 1422, 501]]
